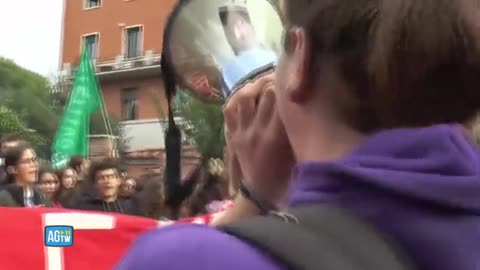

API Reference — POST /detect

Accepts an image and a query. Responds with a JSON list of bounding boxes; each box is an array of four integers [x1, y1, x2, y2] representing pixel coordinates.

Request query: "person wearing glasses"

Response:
[[74, 159, 142, 216], [0, 142, 52, 207], [117, 0, 480, 269], [36, 168, 61, 207]]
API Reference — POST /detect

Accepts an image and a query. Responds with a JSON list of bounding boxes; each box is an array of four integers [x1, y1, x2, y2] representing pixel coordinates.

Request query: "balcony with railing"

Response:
[[60, 50, 162, 82]]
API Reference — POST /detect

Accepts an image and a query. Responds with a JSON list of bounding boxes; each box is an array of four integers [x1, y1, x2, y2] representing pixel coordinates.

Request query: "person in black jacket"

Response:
[[0, 142, 52, 207], [74, 158, 141, 216]]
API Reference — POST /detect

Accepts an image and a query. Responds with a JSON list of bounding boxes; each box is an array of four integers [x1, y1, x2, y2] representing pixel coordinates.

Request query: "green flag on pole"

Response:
[[51, 47, 102, 169]]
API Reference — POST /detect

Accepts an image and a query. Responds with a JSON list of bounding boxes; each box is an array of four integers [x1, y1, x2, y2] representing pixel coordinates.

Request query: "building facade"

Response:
[[60, 0, 176, 121], [60, 0, 200, 178]]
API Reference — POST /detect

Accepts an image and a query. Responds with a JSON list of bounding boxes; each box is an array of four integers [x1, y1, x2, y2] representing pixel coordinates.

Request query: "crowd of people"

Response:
[[0, 134, 234, 221], [2, 0, 480, 269], [115, 0, 480, 269]]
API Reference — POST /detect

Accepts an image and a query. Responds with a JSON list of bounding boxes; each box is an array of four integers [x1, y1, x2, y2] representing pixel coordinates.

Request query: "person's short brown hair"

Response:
[[68, 156, 85, 173], [1, 134, 23, 144], [219, 6, 251, 26], [283, 0, 480, 131], [0, 134, 24, 152], [87, 158, 120, 184], [4, 141, 33, 183]]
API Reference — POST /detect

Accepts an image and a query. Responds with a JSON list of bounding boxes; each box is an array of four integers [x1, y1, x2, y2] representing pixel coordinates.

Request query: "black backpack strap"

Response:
[[219, 205, 415, 270]]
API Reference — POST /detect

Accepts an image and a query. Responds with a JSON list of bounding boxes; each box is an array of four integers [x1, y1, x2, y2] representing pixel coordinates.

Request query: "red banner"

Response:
[[0, 207, 223, 270]]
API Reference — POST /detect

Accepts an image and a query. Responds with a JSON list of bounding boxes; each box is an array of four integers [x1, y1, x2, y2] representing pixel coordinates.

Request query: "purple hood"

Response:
[[116, 125, 480, 270]]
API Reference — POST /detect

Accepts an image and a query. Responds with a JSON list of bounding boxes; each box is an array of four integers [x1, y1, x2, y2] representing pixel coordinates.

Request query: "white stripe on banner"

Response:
[[157, 220, 175, 227], [43, 213, 116, 270]]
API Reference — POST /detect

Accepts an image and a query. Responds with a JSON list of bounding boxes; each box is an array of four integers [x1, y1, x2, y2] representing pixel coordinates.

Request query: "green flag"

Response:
[[51, 47, 102, 169]]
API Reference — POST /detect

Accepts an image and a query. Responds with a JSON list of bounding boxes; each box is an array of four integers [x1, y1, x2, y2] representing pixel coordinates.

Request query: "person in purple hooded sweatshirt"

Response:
[[116, 0, 480, 269]]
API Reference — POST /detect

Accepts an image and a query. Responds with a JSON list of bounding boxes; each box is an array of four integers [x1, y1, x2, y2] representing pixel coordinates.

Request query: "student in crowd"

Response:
[[55, 167, 78, 207], [181, 159, 233, 217], [68, 156, 90, 185], [0, 134, 23, 188], [204, 158, 235, 213], [59, 167, 77, 189], [0, 142, 52, 207], [75, 159, 142, 216], [67, 156, 93, 209], [117, 0, 480, 269], [137, 174, 169, 220], [37, 168, 61, 207], [119, 177, 137, 199]]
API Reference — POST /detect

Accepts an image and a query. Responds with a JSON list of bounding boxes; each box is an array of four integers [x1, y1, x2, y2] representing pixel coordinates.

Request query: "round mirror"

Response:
[[164, 0, 284, 104]]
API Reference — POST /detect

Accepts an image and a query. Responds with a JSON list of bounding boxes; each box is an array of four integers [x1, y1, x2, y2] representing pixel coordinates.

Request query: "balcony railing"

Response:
[[119, 117, 191, 152], [61, 50, 162, 79]]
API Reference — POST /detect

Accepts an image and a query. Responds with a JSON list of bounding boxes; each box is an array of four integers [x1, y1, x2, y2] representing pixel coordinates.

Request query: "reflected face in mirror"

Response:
[[220, 8, 258, 55], [165, 0, 284, 103]]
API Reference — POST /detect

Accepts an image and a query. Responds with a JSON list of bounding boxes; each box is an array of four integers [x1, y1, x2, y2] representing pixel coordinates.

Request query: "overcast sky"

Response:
[[0, 0, 64, 77]]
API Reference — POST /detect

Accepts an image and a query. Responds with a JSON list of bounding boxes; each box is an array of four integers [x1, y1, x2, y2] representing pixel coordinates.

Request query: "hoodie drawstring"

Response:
[[102, 200, 124, 213], [115, 200, 125, 213]]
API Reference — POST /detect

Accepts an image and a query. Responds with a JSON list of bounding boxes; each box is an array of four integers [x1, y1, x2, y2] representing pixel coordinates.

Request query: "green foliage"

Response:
[[174, 91, 225, 160], [0, 58, 57, 158], [0, 57, 124, 159], [0, 58, 60, 142], [147, 88, 225, 159], [0, 106, 46, 146], [89, 110, 119, 135]]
